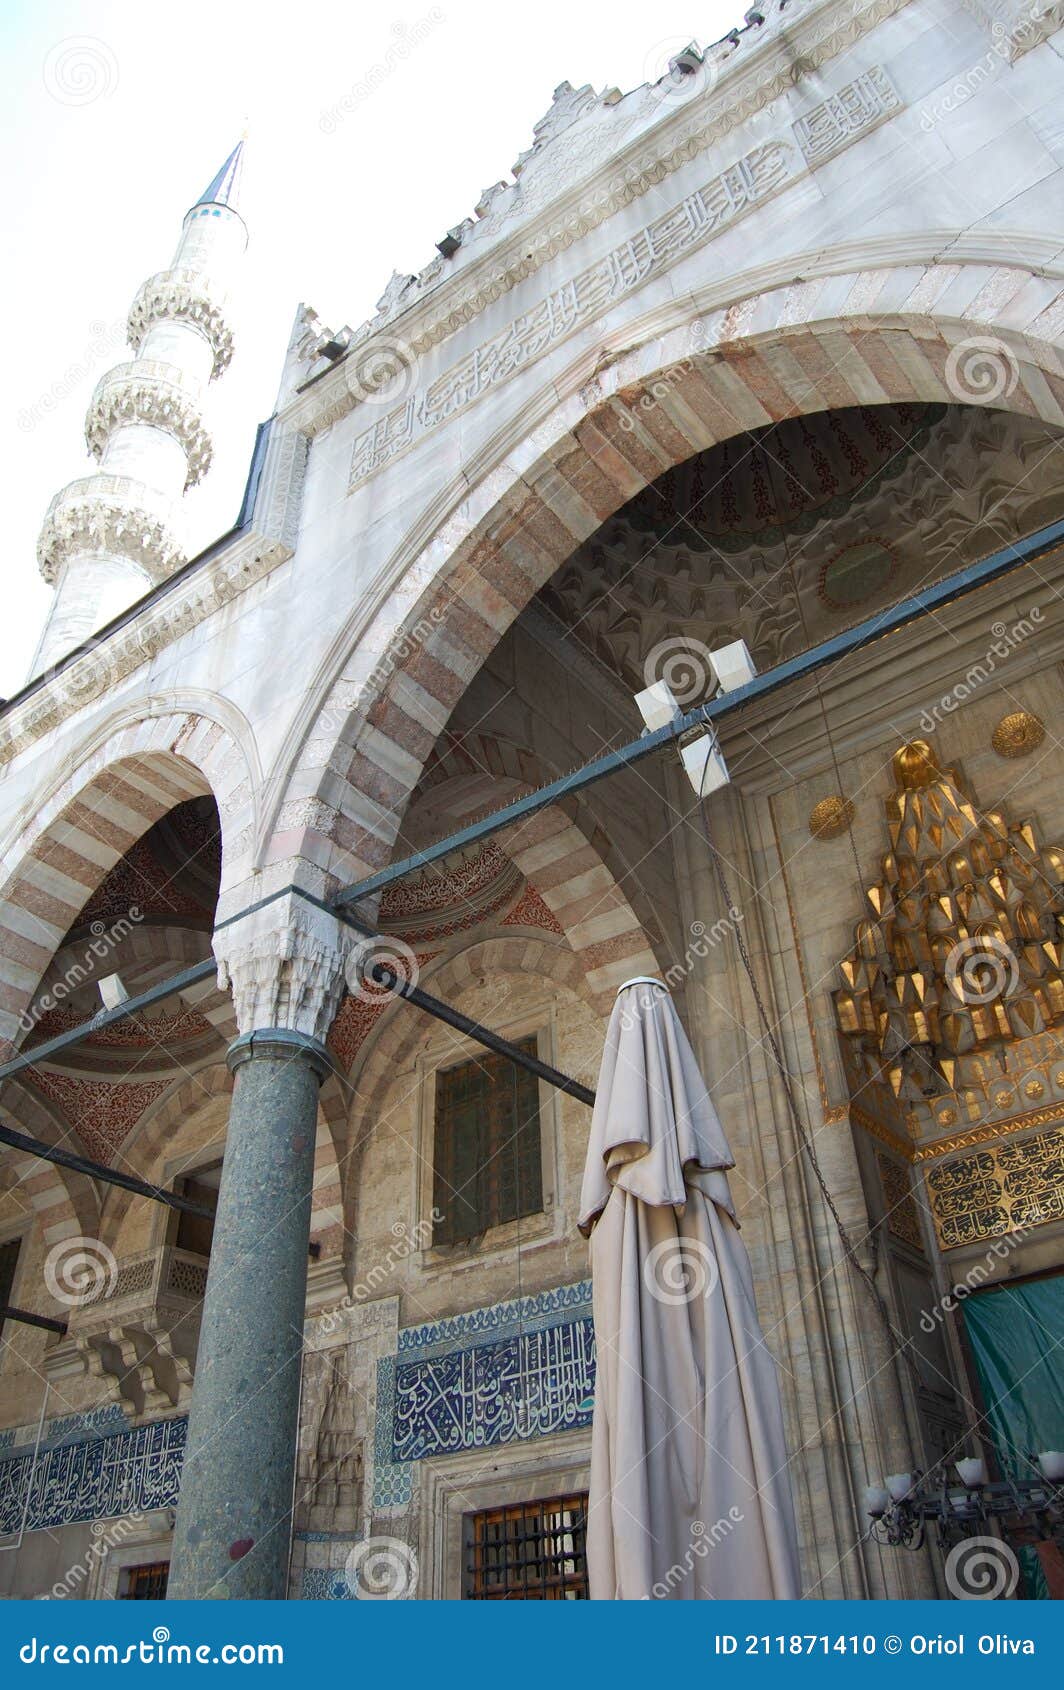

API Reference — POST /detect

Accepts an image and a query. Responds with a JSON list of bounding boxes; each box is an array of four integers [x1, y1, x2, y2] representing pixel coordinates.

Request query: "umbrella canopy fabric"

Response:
[[580, 977, 802, 1600]]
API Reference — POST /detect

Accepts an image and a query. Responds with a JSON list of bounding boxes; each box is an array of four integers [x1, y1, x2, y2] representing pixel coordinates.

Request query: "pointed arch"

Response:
[[262, 267, 1064, 897]]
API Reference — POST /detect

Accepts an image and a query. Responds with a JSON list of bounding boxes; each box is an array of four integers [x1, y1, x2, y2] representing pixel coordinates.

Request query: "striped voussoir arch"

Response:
[[413, 730, 662, 1008], [0, 1076, 99, 1248], [0, 711, 253, 1058], [339, 934, 595, 1227], [99, 1063, 345, 1260], [269, 261, 1064, 899]]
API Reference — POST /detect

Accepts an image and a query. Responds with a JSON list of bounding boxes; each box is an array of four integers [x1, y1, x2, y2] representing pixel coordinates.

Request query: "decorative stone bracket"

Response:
[[46, 1245, 208, 1420], [213, 892, 351, 1042]]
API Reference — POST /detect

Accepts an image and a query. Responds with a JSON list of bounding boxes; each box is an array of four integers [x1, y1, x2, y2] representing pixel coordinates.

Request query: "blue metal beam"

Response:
[[0, 513, 1058, 1094], [335, 515, 1064, 909]]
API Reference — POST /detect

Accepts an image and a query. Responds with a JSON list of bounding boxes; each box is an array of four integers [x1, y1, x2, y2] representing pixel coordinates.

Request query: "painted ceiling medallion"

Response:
[[991, 709, 1045, 759], [818, 538, 898, 611], [809, 794, 855, 840]]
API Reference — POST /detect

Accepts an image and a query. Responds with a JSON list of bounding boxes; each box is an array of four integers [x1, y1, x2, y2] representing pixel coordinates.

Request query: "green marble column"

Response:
[[168, 1028, 331, 1600]]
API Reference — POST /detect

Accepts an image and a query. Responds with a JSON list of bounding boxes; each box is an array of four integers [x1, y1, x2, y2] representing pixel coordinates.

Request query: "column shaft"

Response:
[[168, 1030, 328, 1599]]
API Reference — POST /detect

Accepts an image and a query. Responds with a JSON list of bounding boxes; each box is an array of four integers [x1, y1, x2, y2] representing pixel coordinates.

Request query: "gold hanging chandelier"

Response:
[[833, 741, 1064, 1141]]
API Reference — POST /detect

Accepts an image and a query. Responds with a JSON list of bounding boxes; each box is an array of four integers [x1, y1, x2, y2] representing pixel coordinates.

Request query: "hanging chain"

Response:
[[695, 792, 924, 1389], [692, 423, 927, 1390]]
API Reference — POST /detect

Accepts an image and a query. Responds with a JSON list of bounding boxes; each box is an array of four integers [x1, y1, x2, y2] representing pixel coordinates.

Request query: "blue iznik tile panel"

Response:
[[397, 1279, 592, 1360], [390, 1289, 595, 1464], [0, 1403, 129, 1460], [0, 1414, 186, 1534], [0, 1283, 596, 1537], [301, 1567, 358, 1600]]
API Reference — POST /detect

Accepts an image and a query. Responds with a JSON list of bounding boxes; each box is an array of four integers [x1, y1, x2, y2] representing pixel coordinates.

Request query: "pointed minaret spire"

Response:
[[31, 142, 249, 677], [192, 138, 245, 214]]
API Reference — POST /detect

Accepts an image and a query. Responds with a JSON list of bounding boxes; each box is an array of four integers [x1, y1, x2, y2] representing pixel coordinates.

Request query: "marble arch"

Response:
[[266, 269, 1064, 894], [0, 709, 254, 1055]]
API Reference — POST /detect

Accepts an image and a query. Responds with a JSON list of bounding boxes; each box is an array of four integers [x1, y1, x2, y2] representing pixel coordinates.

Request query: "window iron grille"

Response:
[[120, 1561, 170, 1600], [463, 1494, 589, 1599]]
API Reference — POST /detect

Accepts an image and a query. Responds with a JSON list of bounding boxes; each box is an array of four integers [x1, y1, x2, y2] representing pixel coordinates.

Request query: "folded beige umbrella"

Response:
[[579, 977, 802, 1600]]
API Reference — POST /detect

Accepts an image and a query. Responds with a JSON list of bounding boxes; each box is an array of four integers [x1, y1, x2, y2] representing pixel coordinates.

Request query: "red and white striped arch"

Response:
[[0, 709, 254, 1057], [264, 264, 1064, 900]]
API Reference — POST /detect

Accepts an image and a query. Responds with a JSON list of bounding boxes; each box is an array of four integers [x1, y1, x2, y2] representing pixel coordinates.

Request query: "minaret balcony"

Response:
[[85, 361, 213, 487], [37, 474, 184, 583], [128, 268, 235, 378]]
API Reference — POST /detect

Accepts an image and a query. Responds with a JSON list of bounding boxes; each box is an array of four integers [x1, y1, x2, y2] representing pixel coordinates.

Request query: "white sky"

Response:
[[1, 0, 742, 696]]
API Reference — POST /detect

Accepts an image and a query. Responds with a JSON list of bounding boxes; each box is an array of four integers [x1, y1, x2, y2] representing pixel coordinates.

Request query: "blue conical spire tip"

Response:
[[192, 140, 244, 213]]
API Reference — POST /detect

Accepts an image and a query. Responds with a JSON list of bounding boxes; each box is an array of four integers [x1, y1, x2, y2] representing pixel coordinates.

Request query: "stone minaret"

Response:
[[31, 142, 247, 676]]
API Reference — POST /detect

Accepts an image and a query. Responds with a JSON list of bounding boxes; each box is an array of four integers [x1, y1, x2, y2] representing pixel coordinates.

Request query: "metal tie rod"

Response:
[[367, 962, 596, 1106], [335, 515, 1064, 909], [0, 960, 215, 1086], [0, 1122, 214, 1219], [0, 516, 1059, 1089], [0, 1305, 67, 1336]]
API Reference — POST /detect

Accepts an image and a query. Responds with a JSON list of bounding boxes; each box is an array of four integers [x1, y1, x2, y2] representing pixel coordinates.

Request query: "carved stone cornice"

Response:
[[960, 0, 1064, 61], [36, 475, 184, 584], [85, 361, 212, 487], [127, 268, 235, 377], [3, 426, 308, 765], [851, 1097, 1064, 1163], [213, 892, 349, 1042], [283, 0, 915, 440]]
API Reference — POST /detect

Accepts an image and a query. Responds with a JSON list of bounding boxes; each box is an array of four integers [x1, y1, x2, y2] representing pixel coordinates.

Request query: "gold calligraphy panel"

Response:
[[925, 1127, 1064, 1249]]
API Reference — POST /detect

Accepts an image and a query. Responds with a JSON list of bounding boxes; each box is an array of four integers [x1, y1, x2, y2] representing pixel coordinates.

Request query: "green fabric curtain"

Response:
[[963, 1275, 1064, 1599]]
